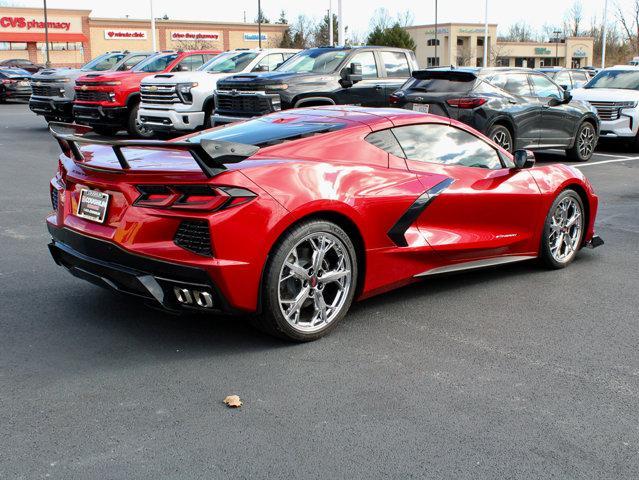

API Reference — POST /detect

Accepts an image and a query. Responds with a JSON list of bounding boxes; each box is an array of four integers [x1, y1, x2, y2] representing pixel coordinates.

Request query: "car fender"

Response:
[[484, 113, 518, 139], [293, 95, 336, 108], [567, 111, 600, 148]]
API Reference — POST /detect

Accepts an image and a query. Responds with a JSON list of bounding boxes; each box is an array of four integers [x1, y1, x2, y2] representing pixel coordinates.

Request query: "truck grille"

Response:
[[216, 82, 261, 92], [140, 84, 180, 104], [31, 84, 61, 97], [588, 101, 625, 121], [215, 93, 273, 114], [75, 91, 111, 102], [174, 220, 212, 256]]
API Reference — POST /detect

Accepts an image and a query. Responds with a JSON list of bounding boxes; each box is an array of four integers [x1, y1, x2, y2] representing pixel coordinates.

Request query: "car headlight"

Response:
[[177, 82, 198, 103], [264, 83, 288, 91], [619, 101, 638, 108], [58, 78, 71, 83]]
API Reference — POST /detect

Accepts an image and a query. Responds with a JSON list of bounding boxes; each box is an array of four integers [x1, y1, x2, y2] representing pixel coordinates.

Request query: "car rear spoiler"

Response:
[[48, 122, 260, 178], [411, 70, 478, 82]]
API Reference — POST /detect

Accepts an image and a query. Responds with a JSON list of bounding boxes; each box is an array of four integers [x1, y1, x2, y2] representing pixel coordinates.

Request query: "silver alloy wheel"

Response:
[[492, 129, 512, 151], [277, 232, 352, 333], [548, 196, 583, 263], [578, 123, 595, 158], [135, 117, 153, 137]]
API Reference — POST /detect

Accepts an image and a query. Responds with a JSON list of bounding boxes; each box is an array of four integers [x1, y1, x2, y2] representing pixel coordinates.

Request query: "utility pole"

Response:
[[337, 0, 344, 46], [43, 0, 50, 67], [554, 30, 561, 66], [434, 0, 438, 66], [483, 0, 489, 67], [150, 0, 157, 51], [601, 0, 608, 68], [258, 0, 262, 48], [328, 0, 333, 47]]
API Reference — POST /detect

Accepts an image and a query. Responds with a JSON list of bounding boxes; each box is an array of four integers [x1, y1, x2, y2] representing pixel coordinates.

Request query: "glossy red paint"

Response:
[[47, 106, 600, 313]]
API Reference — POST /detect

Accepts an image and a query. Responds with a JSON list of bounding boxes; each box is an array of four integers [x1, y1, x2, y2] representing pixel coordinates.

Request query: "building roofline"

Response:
[[0, 6, 92, 15], [88, 17, 287, 28], [406, 22, 498, 29]]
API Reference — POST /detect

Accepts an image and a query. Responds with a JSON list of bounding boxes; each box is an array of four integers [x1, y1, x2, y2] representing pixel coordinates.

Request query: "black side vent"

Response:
[[174, 220, 212, 256], [51, 188, 59, 211]]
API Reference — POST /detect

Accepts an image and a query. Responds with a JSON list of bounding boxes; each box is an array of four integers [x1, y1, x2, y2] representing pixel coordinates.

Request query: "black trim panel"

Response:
[[387, 177, 454, 247]]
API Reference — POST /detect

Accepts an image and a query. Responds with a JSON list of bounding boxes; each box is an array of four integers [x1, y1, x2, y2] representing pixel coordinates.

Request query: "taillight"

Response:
[[446, 97, 487, 109], [1, 79, 16, 84], [389, 91, 405, 105], [134, 185, 256, 211]]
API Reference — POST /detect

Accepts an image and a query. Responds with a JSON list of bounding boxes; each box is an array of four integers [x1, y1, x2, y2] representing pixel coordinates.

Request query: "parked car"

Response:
[[46, 107, 602, 341], [0, 58, 43, 74], [0, 68, 32, 102], [390, 67, 599, 161], [138, 48, 299, 133], [212, 46, 418, 125], [73, 50, 220, 137], [570, 66, 639, 149], [29, 51, 154, 123], [536, 67, 591, 90]]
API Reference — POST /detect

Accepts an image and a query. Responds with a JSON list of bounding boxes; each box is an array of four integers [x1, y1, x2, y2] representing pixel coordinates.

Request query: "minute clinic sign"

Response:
[[103, 29, 148, 40]]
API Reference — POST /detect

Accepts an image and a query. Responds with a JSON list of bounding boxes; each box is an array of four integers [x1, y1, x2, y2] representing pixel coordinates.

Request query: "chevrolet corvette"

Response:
[[46, 107, 603, 341]]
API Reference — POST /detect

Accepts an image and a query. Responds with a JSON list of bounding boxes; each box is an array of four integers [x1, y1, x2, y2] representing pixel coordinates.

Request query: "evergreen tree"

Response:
[[366, 22, 416, 50]]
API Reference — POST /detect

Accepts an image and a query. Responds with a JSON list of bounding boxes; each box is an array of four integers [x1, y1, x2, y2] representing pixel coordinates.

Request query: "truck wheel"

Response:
[[127, 103, 154, 138], [202, 102, 213, 130], [566, 122, 596, 161]]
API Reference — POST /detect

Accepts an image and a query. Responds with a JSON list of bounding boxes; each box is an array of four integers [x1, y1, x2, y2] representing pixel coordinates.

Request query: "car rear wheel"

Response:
[[127, 103, 154, 138], [566, 122, 596, 161], [540, 189, 585, 269], [488, 124, 513, 152], [256, 220, 358, 341]]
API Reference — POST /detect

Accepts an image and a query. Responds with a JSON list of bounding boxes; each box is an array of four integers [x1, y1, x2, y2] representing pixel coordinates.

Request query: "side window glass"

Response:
[[572, 72, 588, 87], [490, 74, 532, 96], [255, 53, 284, 71], [529, 74, 562, 99], [365, 130, 405, 158], [554, 71, 572, 88], [120, 55, 146, 71], [381, 51, 410, 78], [392, 124, 503, 169], [350, 51, 378, 79]]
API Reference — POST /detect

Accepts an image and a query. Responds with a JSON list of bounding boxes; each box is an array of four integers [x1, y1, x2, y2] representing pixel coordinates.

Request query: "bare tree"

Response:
[[490, 44, 511, 66], [615, 0, 639, 55], [174, 39, 213, 51], [565, 0, 583, 37], [498, 21, 535, 42], [456, 45, 474, 66]]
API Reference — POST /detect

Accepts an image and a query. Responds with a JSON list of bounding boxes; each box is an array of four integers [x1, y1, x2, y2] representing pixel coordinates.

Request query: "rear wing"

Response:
[[48, 122, 259, 178]]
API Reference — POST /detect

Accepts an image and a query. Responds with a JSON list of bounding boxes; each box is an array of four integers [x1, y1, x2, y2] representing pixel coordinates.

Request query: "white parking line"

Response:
[[574, 157, 639, 167]]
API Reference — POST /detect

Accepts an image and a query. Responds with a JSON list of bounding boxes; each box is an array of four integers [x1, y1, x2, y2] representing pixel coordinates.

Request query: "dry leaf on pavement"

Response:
[[223, 395, 242, 408]]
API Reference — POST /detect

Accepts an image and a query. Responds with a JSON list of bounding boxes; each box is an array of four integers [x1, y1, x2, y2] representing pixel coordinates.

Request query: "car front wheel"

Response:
[[488, 124, 513, 152], [127, 103, 154, 138], [566, 122, 596, 161], [257, 220, 358, 341], [540, 189, 585, 269]]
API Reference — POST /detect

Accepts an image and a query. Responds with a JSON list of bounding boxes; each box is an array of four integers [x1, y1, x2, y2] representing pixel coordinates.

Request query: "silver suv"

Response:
[[138, 48, 299, 132], [29, 51, 153, 123]]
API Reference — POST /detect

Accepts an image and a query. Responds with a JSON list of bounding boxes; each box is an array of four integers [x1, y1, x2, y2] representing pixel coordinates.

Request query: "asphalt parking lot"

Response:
[[1, 101, 638, 479]]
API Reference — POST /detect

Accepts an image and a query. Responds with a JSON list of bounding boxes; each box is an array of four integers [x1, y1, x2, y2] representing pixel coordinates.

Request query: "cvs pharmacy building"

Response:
[[0, 6, 287, 68]]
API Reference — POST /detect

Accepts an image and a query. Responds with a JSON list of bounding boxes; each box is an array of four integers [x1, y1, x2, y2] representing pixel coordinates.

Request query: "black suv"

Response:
[[212, 46, 418, 124], [391, 67, 599, 161]]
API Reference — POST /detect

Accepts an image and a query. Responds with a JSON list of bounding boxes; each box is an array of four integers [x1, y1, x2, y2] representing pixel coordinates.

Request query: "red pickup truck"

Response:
[[72, 50, 220, 137]]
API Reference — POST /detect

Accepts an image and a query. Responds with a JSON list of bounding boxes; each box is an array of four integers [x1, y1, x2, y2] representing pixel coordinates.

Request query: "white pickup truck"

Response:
[[571, 65, 639, 149], [138, 48, 299, 132]]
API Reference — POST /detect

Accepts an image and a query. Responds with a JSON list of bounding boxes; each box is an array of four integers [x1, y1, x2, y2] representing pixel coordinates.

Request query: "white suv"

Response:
[[138, 48, 299, 132], [571, 66, 639, 147]]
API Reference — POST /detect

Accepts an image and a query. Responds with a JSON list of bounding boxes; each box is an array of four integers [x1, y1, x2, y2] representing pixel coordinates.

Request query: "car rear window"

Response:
[[406, 72, 476, 93]]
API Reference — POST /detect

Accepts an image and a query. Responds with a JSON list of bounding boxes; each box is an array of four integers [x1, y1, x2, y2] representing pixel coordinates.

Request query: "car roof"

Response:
[[607, 65, 639, 70], [306, 45, 412, 52], [0, 68, 31, 76]]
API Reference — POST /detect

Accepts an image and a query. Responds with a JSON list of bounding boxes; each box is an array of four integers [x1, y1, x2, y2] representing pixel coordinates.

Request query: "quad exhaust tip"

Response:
[[173, 287, 214, 308]]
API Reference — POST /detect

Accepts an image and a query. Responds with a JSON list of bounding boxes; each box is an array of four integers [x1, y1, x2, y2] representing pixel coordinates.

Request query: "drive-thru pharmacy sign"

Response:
[[0, 16, 71, 31], [104, 29, 147, 40], [171, 31, 220, 41]]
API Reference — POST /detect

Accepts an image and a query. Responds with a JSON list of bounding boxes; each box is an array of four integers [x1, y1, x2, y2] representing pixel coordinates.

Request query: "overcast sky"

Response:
[[11, 0, 623, 38]]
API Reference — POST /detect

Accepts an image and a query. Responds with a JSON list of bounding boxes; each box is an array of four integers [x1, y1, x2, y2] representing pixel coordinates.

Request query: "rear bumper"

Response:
[[138, 106, 204, 131], [29, 97, 73, 118], [47, 224, 236, 314], [73, 104, 128, 128]]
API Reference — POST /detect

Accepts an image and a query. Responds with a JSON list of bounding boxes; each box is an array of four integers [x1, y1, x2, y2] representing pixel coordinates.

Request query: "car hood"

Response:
[[571, 87, 639, 102], [77, 71, 147, 83], [219, 71, 326, 86], [141, 71, 231, 85], [32, 68, 84, 80]]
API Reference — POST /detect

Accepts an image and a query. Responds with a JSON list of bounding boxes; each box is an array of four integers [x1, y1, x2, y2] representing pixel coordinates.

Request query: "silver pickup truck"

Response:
[[29, 51, 153, 123]]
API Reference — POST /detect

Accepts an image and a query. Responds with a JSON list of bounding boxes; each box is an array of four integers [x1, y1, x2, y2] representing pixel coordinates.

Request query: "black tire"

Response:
[[254, 219, 358, 342], [540, 189, 585, 269], [487, 124, 513, 152], [127, 102, 154, 138], [43, 115, 56, 123], [202, 101, 213, 130], [566, 121, 596, 161], [92, 126, 119, 136]]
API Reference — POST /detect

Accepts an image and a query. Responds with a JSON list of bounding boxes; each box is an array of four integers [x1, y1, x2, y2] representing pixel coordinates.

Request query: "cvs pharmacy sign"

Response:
[[0, 16, 71, 31]]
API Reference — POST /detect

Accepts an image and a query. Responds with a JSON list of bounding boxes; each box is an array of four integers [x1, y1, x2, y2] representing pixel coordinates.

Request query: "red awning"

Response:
[[0, 32, 87, 43]]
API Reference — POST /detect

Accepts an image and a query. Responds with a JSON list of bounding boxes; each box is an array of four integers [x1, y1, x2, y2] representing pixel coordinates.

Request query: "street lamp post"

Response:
[[328, 0, 333, 46], [554, 30, 561, 66], [43, 0, 50, 67], [434, 0, 438, 66], [258, 0, 262, 48], [483, 0, 489, 67], [601, 0, 608, 68], [337, 0, 344, 46], [150, 0, 157, 52]]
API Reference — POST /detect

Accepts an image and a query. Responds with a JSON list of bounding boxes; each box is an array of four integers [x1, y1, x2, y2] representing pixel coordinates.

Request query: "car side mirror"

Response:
[[563, 89, 572, 103], [513, 149, 535, 169], [339, 62, 363, 88], [252, 64, 269, 72], [173, 64, 189, 72], [560, 84, 569, 91]]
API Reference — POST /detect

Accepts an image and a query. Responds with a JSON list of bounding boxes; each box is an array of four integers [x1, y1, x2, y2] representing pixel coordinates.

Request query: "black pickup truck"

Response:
[[211, 46, 418, 124]]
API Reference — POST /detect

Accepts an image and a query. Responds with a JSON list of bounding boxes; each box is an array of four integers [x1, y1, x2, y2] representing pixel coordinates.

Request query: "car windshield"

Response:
[[276, 49, 348, 74], [200, 51, 259, 73], [585, 70, 639, 90], [82, 53, 127, 71], [133, 54, 178, 73], [0, 69, 30, 77]]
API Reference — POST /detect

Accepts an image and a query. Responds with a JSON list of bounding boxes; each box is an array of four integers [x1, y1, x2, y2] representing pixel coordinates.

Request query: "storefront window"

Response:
[[36, 42, 83, 51], [0, 42, 27, 51]]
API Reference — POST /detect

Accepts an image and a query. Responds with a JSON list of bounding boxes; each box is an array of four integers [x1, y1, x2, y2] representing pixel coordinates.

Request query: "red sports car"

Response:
[[46, 107, 603, 341]]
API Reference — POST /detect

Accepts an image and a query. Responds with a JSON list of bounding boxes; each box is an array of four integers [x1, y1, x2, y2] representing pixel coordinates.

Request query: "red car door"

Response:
[[391, 122, 544, 265]]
